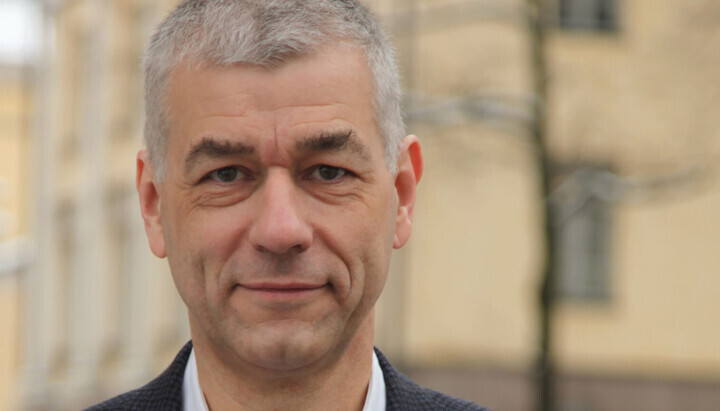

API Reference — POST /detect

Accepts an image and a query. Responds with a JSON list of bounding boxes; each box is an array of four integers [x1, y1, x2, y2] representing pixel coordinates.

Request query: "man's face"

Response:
[[137, 46, 420, 373]]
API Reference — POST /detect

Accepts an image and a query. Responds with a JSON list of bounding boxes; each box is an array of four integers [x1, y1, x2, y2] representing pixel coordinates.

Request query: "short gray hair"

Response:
[[144, 0, 405, 180]]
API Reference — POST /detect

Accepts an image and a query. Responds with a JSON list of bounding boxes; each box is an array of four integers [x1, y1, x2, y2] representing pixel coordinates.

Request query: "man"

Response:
[[89, 0, 485, 409]]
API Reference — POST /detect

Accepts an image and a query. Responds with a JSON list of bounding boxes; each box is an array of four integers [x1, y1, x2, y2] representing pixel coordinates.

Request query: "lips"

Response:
[[240, 282, 326, 292], [235, 282, 329, 307]]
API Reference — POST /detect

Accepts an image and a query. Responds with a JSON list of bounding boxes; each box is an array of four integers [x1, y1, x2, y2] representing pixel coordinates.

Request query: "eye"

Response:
[[208, 166, 244, 183], [309, 165, 347, 181]]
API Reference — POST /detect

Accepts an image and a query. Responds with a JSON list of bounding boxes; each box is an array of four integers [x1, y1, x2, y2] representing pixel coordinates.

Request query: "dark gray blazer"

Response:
[[86, 341, 486, 410]]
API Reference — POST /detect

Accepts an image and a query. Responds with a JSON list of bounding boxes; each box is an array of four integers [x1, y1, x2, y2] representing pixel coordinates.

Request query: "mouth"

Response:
[[236, 282, 329, 305], [242, 282, 326, 291]]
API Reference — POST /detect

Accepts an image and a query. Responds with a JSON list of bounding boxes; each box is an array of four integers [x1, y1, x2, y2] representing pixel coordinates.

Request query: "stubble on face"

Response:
[[157, 46, 400, 376]]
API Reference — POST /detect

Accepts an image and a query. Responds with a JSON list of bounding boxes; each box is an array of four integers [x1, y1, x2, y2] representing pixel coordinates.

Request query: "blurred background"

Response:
[[1, 0, 720, 410]]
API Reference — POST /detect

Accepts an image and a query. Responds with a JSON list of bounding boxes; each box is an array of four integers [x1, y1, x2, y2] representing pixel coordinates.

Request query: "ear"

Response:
[[136, 150, 167, 258], [393, 135, 423, 249]]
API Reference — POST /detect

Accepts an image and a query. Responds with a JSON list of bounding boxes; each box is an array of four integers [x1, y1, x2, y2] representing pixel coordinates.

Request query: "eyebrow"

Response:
[[295, 129, 372, 162], [183, 130, 373, 173], [184, 136, 255, 173]]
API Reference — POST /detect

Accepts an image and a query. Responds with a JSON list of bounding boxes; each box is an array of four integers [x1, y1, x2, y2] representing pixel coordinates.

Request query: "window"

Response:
[[552, 165, 613, 300], [559, 0, 618, 32]]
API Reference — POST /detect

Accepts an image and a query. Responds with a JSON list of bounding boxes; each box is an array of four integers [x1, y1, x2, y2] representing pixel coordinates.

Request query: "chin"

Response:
[[236, 319, 342, 372]]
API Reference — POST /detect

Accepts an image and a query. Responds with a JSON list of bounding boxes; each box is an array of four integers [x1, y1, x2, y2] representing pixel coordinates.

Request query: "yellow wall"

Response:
[[0, 278, 20, 411], [0, 70, 30, 411], [547, 0, 720, 379], [557, 186, 720, 379], [378, 0, 720, 383], [0, 79, 30, 239]]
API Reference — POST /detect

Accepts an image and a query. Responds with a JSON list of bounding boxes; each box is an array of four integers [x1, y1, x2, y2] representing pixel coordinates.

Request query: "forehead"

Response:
[[164, 46, 380, 160]]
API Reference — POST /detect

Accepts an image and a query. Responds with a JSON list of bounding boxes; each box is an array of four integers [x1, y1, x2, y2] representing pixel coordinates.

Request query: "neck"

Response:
[[193, 312, 376, 411]]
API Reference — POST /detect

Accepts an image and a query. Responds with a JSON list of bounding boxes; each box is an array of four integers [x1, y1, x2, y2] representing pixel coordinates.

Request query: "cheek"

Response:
[[163, 203, 241, 306], [174, 203, 244, 256], [196, 212, 242, 253], [190, 211, 247, 293], [344, 200, 396, 304], [366, 192, 399, 294]]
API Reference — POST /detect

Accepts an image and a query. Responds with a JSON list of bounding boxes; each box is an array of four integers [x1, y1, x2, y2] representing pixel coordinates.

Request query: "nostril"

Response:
[[250, 225, 313, 255], [253, 242, 309, 255], [292, 242, 309, 253]]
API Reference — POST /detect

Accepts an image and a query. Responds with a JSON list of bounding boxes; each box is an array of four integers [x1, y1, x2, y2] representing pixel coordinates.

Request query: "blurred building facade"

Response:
[[2, 0, 720, 410], [1, 59, 32, 411]]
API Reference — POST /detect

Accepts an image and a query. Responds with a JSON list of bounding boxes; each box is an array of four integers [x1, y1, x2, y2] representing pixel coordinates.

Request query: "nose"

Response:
[[248, 169, 313, 255]]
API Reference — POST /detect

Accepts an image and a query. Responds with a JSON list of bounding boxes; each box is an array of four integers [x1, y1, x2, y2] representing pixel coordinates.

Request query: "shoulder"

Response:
[[84, 341, 193, 411], [374, 348, 488, 411]]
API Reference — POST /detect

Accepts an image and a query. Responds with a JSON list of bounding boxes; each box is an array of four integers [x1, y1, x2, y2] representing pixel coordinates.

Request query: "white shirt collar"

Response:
[[182, 348, 209, 411], [182, 347, 386, 411], [363, 349, 387, 411]]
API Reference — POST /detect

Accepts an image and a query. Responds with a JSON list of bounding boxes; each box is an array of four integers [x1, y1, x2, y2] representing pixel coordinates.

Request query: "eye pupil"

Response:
[[215, 167, 238, 182], [318, 165, 342, 180]]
